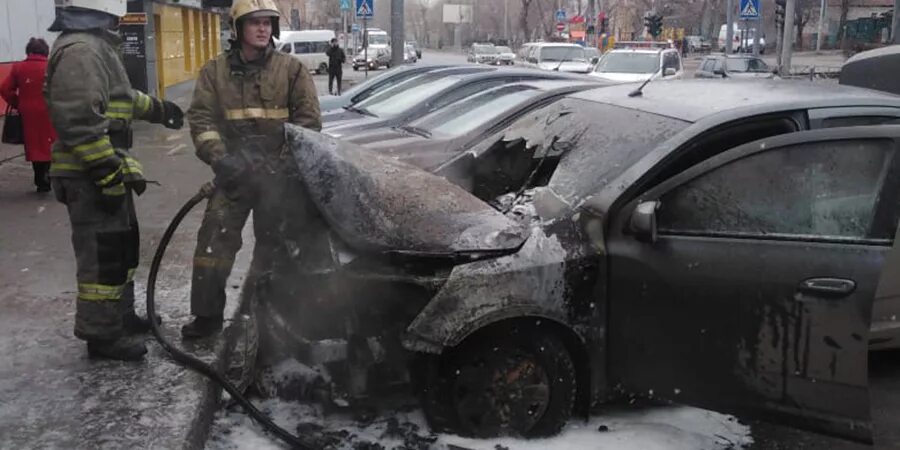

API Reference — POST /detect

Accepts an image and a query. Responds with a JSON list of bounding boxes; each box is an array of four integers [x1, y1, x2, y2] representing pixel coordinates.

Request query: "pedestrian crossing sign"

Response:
[[739, 0, 760, 19], [356, 0, 374, 19]]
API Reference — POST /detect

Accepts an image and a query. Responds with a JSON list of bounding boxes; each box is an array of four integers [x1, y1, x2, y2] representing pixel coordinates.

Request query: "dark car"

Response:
[[695, 54, 775, 79], [323, 68, 592, 138], [260, 80, 900, 443], [318, 64, 459, 112], [341, 79, 604, 169], [840, 45, 900, 95]]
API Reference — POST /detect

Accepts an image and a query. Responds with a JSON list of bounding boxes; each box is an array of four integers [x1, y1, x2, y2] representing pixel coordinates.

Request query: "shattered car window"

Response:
[[410, 85, 540, 138], [658, 139, 893, 240], [519, 99, 687, 205], [356, 74, 460, 118]]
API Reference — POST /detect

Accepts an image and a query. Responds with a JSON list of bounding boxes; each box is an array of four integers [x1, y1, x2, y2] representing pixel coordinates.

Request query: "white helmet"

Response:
[[55, 0, 127, 18]]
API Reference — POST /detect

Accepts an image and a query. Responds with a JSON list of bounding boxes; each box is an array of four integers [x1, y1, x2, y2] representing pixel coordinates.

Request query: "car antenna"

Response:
[[629, 70, 658, 97]]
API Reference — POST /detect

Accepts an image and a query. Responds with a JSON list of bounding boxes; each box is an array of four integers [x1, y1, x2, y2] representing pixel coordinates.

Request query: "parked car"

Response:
[[323, 68, 590, 137], [406, 40, 422, 58], [318, 64, 462, 111], [276, 29, 335, 75], [268, 79, 900, 442], [404, 44, 419, 63], [339, 79, 603, 169], [522, 43, 593, 74], [685, 35, 712, 53], [589, 47, 683, 82], [353, 45, 391, 71], [584, 47, 601, 65], [840, 45, 900, 95], [695, 54, 776, 79], [468, 43, 499, 64], [495, 45, 517, 65]]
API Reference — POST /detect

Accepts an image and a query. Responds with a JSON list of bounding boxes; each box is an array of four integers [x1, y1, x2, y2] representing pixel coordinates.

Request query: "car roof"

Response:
[[571, 79, 900, 123], [511, 79, 606, 91], [607, 48, 665, 54], [844, 44, 900, 65], [533, 42, 584, 48]]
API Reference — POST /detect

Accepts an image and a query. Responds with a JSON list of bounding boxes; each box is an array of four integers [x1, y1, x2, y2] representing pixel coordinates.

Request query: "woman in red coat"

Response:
[[1, 38, 57, 192]]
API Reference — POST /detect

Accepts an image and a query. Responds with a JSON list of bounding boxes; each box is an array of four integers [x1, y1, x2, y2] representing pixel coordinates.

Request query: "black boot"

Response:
[[181, 315, 224, 339], [87, 338, 147, 361], [123, 312, 162, 335]]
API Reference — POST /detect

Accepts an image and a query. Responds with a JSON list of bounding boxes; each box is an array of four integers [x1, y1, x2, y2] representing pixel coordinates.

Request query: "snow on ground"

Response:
[[208, 398, 753, 450]]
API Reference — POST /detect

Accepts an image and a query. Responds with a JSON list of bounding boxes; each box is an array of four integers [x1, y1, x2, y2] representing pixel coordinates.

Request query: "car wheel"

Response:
[[353, 66, 359, 71], [419, 325, 576, 438]]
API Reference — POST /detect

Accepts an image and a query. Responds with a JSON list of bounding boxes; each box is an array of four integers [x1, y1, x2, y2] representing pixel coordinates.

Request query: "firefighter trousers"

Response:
[[190, 167, 303, 318], [52, 177, 140, 341]]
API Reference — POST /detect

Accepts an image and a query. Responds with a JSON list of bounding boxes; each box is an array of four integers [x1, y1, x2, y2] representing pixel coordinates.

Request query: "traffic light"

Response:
[[775, 0, 786, 28], [644, 11, 663, 38], [600, 17, 609, 34]]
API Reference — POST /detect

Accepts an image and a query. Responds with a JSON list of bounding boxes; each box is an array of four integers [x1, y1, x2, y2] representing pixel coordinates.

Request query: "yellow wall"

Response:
[[154, 3, 222, 95]]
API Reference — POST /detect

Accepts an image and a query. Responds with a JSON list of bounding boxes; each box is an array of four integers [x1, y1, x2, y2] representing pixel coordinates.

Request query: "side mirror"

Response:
[[664, 67, 677, 77], [591, 56, 600, 64], [629, 201, 659, 243]]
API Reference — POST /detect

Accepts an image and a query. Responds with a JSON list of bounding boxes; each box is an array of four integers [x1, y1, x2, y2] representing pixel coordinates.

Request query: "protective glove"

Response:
[[161, 100, 184, 130], [212, 153, 247, 195], [99, 182, 127, 214]]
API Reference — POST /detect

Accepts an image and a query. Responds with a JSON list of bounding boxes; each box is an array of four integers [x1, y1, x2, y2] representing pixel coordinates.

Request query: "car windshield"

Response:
[[540, 46, 586, 62], [367, 33, 389, 46], [496, 46, 513, 53], [594, 52, 659, 74], [356, 75, 460, 118], [726, 58, 770, 73], [409, 86, 541, 138], [474, 45, 497, 54]]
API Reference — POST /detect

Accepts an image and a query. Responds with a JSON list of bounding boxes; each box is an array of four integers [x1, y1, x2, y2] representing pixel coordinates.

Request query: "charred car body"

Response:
[[253, 80, 900, 442]]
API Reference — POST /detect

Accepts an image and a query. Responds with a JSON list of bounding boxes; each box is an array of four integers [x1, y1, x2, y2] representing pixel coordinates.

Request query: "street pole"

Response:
[[893, 0, 900, 44], [815, 0, 826, 52], [775, 21, 783, 67], [364, 16, 368, 78], [504, 0, 509, 42], [391, 0, 404, 66], [781, 0, 796, 74], [753, 2, 761, 54], [725, 0, 734, 53]]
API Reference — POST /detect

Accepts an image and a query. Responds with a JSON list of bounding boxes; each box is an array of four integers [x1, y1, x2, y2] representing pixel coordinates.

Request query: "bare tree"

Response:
[[837, 0, 850, 43], [520, 0, 536, 42], [794, 0, 816, 49]]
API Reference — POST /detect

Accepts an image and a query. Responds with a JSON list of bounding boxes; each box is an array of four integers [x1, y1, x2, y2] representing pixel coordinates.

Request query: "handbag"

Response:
[[2, 105, 24, 145]]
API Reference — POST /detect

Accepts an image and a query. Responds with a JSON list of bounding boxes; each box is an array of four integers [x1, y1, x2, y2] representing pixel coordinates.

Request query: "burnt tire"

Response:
[[419, 326, 576, 438]]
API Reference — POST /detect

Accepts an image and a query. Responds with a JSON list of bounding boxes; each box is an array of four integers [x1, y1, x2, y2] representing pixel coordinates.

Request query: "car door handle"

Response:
[[797, 277, 857, 298]]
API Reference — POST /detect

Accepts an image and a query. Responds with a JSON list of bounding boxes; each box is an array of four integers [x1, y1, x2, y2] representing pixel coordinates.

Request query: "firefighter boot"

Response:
[[123, 312, 162, 335], [87, 338, 148, 361], [181, 315, 224, 339]]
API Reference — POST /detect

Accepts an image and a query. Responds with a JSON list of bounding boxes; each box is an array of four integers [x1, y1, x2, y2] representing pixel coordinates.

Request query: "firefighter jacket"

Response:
[[187, 46, 321, 166], [44, 29, 168, 190]]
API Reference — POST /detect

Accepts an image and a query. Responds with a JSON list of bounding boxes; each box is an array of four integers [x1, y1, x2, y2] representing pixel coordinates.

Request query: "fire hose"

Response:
[[145, 182, 321, 449]]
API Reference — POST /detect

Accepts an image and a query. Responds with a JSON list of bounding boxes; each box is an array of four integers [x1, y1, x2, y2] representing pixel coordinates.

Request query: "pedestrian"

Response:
[[1, 38, 57, 193], [181, 0, 321, 339], [326, 38, 346, 95], [44, 0, 184, 361]]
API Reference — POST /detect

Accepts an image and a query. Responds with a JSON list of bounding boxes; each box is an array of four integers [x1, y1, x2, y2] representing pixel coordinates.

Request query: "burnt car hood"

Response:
[[285, 124, 530, 256]]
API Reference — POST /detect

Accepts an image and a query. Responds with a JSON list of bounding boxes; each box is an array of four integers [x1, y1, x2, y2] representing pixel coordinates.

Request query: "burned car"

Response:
[[255, 80, 900, 442]]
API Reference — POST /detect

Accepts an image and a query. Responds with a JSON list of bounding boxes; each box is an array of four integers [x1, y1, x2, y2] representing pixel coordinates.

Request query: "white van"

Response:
[[717, 24, 766, 53], [277, 30, 336, 74]]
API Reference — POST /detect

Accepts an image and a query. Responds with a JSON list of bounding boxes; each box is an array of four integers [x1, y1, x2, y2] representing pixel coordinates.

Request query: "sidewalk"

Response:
[[0, 80, 253, 449]]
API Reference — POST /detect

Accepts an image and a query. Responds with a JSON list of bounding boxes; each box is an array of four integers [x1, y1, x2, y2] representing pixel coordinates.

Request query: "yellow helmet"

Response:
[[230, 0, 281, 40]]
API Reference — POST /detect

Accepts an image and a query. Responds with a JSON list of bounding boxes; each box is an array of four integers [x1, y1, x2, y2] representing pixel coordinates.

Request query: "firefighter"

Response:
[[181, 0, 322, 339], [44, 0, 184, 360]]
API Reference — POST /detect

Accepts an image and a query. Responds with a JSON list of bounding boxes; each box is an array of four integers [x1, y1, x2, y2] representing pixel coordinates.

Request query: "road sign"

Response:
[[356, 0, 373, 19], [740, 0, 760, 19], [557, 22, 566, 32], [341, 0, 351, 11], [352, 23, 360, 32], [556, 9, 566, 23]]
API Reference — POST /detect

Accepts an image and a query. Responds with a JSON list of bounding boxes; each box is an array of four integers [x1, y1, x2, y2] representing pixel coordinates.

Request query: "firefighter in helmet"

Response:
[[44, 0, 185, 360], [181, 0, 322, 338]]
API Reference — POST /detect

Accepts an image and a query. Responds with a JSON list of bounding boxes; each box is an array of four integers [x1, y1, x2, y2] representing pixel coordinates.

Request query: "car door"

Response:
[[605, 126, 900, 442]]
